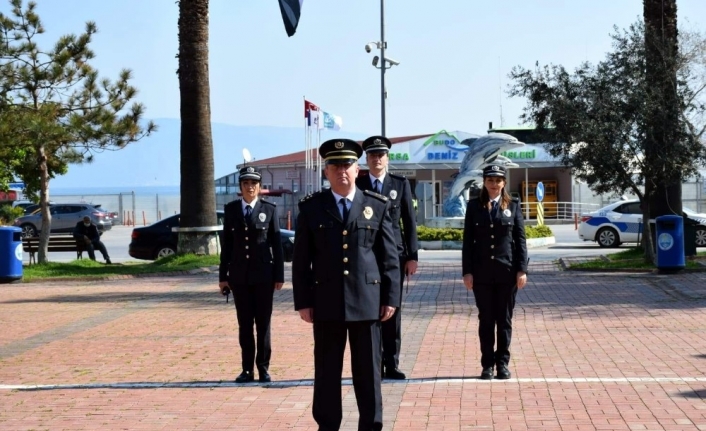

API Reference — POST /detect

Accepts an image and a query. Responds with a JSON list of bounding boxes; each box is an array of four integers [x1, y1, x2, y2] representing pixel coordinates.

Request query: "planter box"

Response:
[[419, 237, 555, 250]]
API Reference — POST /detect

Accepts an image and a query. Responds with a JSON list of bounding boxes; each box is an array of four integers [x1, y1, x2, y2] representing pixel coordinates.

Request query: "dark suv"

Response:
[[14, 203, 113, 238]]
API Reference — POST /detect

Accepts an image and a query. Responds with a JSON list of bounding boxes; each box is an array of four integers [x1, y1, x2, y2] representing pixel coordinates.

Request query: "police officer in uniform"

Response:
[[462, 164, 528, 380], [293, 138, 400, 431], [219, 166, 284, 383], [356, 135, 419, 380]]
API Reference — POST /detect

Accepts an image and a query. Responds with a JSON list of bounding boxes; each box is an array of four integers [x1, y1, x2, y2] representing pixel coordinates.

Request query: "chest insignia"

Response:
[[363, 206, 374, 219], [259, 213, 267, 222], [503, 209, 512, 217], [389, 190, 397, 200]]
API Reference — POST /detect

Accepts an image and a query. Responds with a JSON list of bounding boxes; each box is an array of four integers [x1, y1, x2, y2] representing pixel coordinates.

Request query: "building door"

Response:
[[415, 181, 442, 219]]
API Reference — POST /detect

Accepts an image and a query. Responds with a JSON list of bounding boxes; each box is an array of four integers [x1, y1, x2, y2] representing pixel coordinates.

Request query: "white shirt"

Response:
[[331, 189, 356, 217], [369, 173, 386, 192], [242, 197, 258, 215]]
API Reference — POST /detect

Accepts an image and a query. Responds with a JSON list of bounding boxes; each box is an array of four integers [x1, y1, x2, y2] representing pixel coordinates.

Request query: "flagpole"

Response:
[[316, 128, 322, 191], [380, 0, 386, 136], [304, 96, 308, 195]]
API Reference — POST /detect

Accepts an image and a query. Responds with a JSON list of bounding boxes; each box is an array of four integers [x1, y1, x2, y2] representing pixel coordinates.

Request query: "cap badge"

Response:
[[247, 167, 254, 173], [492, 165, 500, 171], [259, 213, 267, 222], [363, 206, 374, 219], [335, 141, 344, 149], [389, 190, 397, 200], [503, 209, 512, 217], [374, 138, 381, 145]]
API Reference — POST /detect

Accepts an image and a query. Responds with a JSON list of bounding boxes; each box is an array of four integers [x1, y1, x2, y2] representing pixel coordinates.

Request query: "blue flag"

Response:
[[278, 0, 303, 37]]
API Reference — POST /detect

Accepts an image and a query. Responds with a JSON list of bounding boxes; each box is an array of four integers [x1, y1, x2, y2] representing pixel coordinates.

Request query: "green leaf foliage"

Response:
[[416, 225, 553, 241]]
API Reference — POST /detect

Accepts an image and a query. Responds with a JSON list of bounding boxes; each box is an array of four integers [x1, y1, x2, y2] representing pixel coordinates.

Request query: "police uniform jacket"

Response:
[[219, 198, 284, 286], [356, 173, 419, 260], [462, 198, 528, 277], [292, 189, 401, 321]]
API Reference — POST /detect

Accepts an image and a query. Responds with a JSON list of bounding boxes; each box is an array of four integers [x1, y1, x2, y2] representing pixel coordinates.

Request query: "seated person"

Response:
[[73, 216, 112, 264]]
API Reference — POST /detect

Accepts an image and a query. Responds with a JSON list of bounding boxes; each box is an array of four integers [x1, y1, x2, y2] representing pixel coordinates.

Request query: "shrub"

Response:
[[416, 224, 554, 241], [0, 204, 23, 225]]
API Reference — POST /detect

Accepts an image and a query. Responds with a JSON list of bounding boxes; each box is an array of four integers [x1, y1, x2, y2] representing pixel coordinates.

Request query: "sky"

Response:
[[5, 1, 706, 139]]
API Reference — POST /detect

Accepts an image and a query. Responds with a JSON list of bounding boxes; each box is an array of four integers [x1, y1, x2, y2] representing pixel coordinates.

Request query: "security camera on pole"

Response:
[[364, 0, 400, 136]]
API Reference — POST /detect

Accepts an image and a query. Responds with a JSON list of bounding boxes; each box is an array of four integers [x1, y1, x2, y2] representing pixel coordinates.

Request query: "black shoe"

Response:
[[480, 367, 494, 380], [235, 371, 254, 383], [259, 371, 271, 383], [496, 365, 511, 380], [105, 259, 112, 265], [383, 367, 406, 380]]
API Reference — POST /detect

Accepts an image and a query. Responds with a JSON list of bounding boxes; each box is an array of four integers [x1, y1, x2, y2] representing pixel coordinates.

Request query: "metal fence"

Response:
[[51, 193, 181, 226]]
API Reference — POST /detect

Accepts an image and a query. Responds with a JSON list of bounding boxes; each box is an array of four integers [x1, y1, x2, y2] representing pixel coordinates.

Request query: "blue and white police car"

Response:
[[578, 199, 706, 248]]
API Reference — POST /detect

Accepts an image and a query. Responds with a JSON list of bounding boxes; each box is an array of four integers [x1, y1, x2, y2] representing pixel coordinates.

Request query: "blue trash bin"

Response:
[[655, 215, 685, 270], [0, 226, 23, 283]]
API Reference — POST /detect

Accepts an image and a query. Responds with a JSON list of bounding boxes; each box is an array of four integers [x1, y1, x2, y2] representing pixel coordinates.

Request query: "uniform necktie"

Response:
[[374, 179, 382, 194], [491, 201, 498, 219], [245, 205, 252, 218], [339, 198, 349, 222]]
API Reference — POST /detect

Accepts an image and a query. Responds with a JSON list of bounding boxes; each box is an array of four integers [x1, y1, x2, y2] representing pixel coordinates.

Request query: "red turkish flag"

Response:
[[304, 99, 319, 117]]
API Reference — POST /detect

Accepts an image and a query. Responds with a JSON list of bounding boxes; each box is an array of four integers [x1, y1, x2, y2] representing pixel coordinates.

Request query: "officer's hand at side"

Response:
[[299, 308, 314, 323], [405, 260, 418, 276], [218, 281, 230, 296], [516, 271, 527, 289], [463, 274, 473, 290], [274, 282, 284, 291], [380, 306, 395, 322]]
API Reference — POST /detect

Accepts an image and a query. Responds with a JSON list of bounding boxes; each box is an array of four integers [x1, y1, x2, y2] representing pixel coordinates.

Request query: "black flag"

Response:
[[278, 0, 303, 37]]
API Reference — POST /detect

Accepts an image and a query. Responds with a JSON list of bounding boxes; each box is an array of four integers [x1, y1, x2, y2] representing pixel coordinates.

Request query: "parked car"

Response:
[[13, 203, 113, 238], [128, 210, 295, 261], [578, 199, 706, 248]]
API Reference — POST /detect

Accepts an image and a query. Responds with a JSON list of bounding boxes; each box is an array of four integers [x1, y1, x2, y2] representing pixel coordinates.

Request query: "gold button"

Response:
[[245, 237, 249, 240], [246, 255, 249, 259], [344, 270, 349, 275], [343, 244, 348, 249], [343, 257, 348, 263], [491, 235, 494, 238], [490, 256, 495, 259], [343, 230, 348, 236], [491, 245, 494, 249], [245, 227, 248, 231], [490, 224, 494, 228], [245, 246, 249, 249]]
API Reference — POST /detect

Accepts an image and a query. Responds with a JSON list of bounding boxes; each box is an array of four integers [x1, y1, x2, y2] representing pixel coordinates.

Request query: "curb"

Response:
[[420, 236, 555, 250], [17, 266, 220, 284]]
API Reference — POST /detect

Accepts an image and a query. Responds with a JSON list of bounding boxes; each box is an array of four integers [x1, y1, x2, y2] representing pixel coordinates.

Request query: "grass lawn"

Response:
[[569, 247, 706, 270], [21, 254, 220, 281]]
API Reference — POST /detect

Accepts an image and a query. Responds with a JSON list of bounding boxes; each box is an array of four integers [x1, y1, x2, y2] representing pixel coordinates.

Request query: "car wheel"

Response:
[[155, 245, 176, 259], [596, 227, 620, 248], [20, 224, 37, 238], [695, 227, 706, 247]]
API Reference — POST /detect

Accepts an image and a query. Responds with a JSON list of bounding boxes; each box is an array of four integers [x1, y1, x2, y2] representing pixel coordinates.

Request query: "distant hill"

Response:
[[50, 118, 367, 188]]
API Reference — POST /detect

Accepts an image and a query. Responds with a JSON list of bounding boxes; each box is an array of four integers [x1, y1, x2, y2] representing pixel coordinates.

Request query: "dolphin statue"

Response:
[[442, 133, 525, 217]]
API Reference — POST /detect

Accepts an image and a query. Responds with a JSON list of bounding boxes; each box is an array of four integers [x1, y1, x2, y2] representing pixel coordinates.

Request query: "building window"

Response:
[[292, 180, 299, 192], [262, 183, 271, 190]]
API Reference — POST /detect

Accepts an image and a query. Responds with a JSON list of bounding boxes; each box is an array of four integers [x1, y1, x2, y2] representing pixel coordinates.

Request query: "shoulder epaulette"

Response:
[[299, 191, 322, 204], [364, 189, 389, 202], [511, 197, 520, 203], [388, 172, 406, 180], [261, 199, 276, 206]]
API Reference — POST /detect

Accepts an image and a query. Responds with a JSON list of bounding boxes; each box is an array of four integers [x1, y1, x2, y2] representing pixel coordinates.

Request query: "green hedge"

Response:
[[416, 225, 553, 241], [0, 204, 23, 226]]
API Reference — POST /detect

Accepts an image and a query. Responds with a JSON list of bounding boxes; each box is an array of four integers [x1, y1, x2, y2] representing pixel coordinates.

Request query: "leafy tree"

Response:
[[0, 0, 156, 263], [176, 0, 217, 254], [508, 21, 706, 263]]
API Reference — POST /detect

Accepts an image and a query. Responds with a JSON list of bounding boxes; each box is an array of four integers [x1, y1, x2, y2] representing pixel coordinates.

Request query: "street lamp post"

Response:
[[365, 0, 399, 137]]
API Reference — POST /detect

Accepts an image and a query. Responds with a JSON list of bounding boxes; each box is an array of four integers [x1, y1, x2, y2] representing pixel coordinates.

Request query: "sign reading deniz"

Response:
[[425, 138, 462, 160]]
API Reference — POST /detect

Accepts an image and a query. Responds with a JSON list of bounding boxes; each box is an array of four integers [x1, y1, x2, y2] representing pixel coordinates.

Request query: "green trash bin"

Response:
[[683, 213, 697, 257]]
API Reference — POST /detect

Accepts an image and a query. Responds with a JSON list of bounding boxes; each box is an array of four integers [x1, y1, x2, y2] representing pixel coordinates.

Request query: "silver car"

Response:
[[14, 203, 113, 238]]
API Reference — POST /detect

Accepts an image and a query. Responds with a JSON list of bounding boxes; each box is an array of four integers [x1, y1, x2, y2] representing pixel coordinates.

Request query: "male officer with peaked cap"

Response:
[[219, 166, 284, 384], [356, 135, 419, 380], [292, 138, 400, 431]]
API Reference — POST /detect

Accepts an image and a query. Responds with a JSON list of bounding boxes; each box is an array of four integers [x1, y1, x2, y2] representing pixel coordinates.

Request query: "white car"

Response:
[[578, 199, 706, 248]]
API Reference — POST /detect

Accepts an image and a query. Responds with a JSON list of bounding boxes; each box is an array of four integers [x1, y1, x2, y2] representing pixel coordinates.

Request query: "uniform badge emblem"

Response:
[[492, 165, 500, 171], [247, 167, 254, 173], [363, 206, 373, 219], [374, 138, 381, 145], [259, 213, 266, 222], [503, 209, 511, 217], [389, 190, 397, 200], [335, 141, 344, 149]]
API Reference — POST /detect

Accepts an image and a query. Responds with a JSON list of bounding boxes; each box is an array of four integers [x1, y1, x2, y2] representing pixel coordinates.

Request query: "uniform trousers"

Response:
[[472, 263, 518, 368], [232, 283, 274, 373], [313, 320, 383, 431], [381, 256, 407, 369]]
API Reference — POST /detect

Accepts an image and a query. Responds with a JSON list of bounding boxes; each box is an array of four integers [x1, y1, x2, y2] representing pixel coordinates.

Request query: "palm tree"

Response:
[[177, 0, 217, 254]]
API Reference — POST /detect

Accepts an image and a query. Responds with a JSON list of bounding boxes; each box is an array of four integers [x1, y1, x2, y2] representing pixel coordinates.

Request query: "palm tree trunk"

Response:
[[176, 0, 218, 255]]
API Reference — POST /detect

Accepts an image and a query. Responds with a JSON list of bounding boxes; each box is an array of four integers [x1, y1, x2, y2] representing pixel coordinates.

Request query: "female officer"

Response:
[[462, 165, 528, 380]]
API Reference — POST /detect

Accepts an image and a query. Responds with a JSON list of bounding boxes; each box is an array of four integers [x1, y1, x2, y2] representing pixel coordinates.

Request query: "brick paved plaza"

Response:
[[1, 263, 706, 430]]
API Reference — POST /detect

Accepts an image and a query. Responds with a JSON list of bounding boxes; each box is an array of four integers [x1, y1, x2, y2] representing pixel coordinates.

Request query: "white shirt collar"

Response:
[[331, 188, 357, 205], [490, 196, 501, 204], [369, 172, 386, 185], [242, 197, 258, 212]]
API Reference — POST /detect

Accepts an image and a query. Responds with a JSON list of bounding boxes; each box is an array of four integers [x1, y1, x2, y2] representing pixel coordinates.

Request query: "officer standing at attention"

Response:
[[462, 164, 528, 380], [219, 166, 284, 384], [356, 135, 419, 380], [292, 138, 400, 431]]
